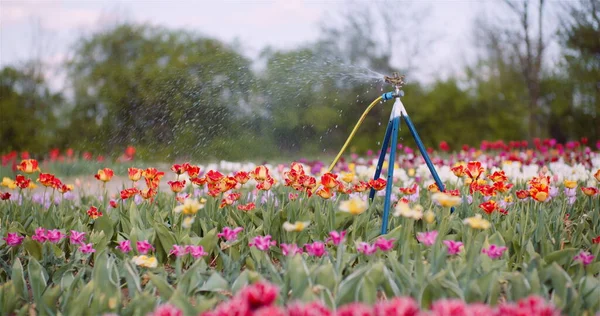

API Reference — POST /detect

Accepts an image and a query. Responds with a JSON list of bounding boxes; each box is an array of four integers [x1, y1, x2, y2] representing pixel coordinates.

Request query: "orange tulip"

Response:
[[140, 188, 156, 200], [256, 177, 275, 191], [15, 175, 31, 189], [17, 159, 40, 174], [142, 168, 165, 181], [58, 184, 73, 194], [190, 176, 207, 186], [493, 181, 513, 193], [368, 178, 387, 191], [581, 187, 598, 197], [128, 168, 143, 182], [399, 183, 418, 195], [120, 188, 139, 200], [38, 173, 57, 187], [352, 181, 369, 192], [299, 175, 316, 189], [168, 180, 186, 193], [321, 173, 339, 189], [94, 168, 114, 182], [451, 164, 466, 177], [427, 183, 440, 193], [234, 171, 250, 184], [465, 161, 484, 180], [488, 171, 508, 183], [216, 177, 237, 192], [205, 170, 224, 184], [251, 166, 270, 181], [516, 190, 530, 199], [171, 164, 185, 175], [87, 206, 103, 219], [316, 187, 333, 199], [479, 200, 497, 214], [183, 163, 201, 178]]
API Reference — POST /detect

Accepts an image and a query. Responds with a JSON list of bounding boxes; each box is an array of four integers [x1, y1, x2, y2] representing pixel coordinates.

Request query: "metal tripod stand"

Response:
[[369, 73, 453, 234]]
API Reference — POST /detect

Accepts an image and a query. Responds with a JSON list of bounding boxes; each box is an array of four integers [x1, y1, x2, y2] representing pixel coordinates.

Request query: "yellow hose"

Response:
[[326, 95, 383, 173], [312, 96, 383, 192]]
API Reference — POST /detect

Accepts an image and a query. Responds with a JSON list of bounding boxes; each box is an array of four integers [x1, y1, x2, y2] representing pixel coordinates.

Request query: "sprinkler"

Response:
[[324, 72, 453, 235], [383, 72, 405, 89]]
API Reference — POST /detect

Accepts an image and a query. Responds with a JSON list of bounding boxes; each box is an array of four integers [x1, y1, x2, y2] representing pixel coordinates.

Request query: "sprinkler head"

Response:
[[384, 72, 405, 89]]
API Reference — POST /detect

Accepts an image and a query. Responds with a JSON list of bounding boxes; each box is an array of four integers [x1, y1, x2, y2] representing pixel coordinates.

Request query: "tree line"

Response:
[[1, 0, 598, 161]]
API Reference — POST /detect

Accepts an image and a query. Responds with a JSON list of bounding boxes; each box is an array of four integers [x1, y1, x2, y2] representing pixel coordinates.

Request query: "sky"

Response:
[[0, 0, 493, 89]]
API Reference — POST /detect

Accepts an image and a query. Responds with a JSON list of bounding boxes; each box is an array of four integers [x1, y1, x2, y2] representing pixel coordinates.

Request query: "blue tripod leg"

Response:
[[403, 114, 455, 213], [381, 115, 400, 234], [369, 122, 393, 202]]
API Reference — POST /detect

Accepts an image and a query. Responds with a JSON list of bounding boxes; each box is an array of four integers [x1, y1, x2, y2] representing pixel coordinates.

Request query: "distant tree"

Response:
[[66, 24, 254, 159], [471, 0, 550, 140], [0, 65, 63, 153], [557, 0, 600, 140]]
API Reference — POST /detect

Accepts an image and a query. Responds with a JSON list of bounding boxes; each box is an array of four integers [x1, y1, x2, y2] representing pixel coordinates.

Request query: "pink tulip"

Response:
[[79, 243, 95, 254], [249, 235, 276, 251], [185, 245, 207, 259], [136, 240, 154, 254], [169, 245, 187, 257], [374, 237, 395, 251], [482, 244, 507, 259], [416, 231, 438, 246], [3, 232, 24, 247], [325, 230, 346, 246], [304, 241, 327, 257], [116, 240, 132, 253], [573, 251, 594, 266], [280, 243, 303, 256], [149, 303, 183, 316], [47, 229, 65, 243], [336, 303, 373, 316], [374, 297, 419, 316], [443, 240, 463, 255], [357, 242, 377, 255], [31, 227, 47, 243], [217, 227, 243, 242], [69, 230, 86, 244]]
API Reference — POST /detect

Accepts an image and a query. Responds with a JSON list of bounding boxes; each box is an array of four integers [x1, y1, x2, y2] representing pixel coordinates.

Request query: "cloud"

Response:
[[1, 0, 116, 31]]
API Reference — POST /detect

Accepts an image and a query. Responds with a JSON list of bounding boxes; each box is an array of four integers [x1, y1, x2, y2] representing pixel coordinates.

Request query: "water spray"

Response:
[[324, 72, 453, 234]]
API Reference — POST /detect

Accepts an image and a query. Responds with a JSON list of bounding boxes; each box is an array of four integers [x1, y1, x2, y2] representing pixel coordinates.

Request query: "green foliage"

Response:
[[0, 163, 599, 314], [0, 66, 63, 153], [1, 2, 599, 159]]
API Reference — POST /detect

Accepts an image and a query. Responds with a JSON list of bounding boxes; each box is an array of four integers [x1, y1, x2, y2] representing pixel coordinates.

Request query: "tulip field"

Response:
[[1, 140, 599, 316]]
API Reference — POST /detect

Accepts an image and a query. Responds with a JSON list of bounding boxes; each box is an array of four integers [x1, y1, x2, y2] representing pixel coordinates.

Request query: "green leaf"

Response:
[[129, 202, 145, 231], [288, 255, 311, 300], [169, 290, 201, 315], [313, 261, 337, 293], [198, 272, 229, 292], [94, 214, 115, 242], [199, 228, 218, 255], [27, 258, 48, 308], [578, 276, 600, 311], [147, 273, 174, 300], [1, 282, 22, 315], [544, 248, 577, 266], [42, 286, 61, 314], [154, 222, 177, 262], [11, 258, 27, 301], [23, 238, 42, 260], [231, 270, 250, 294], [123, 260, 142, 299], [337, 265, 368, 305]]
